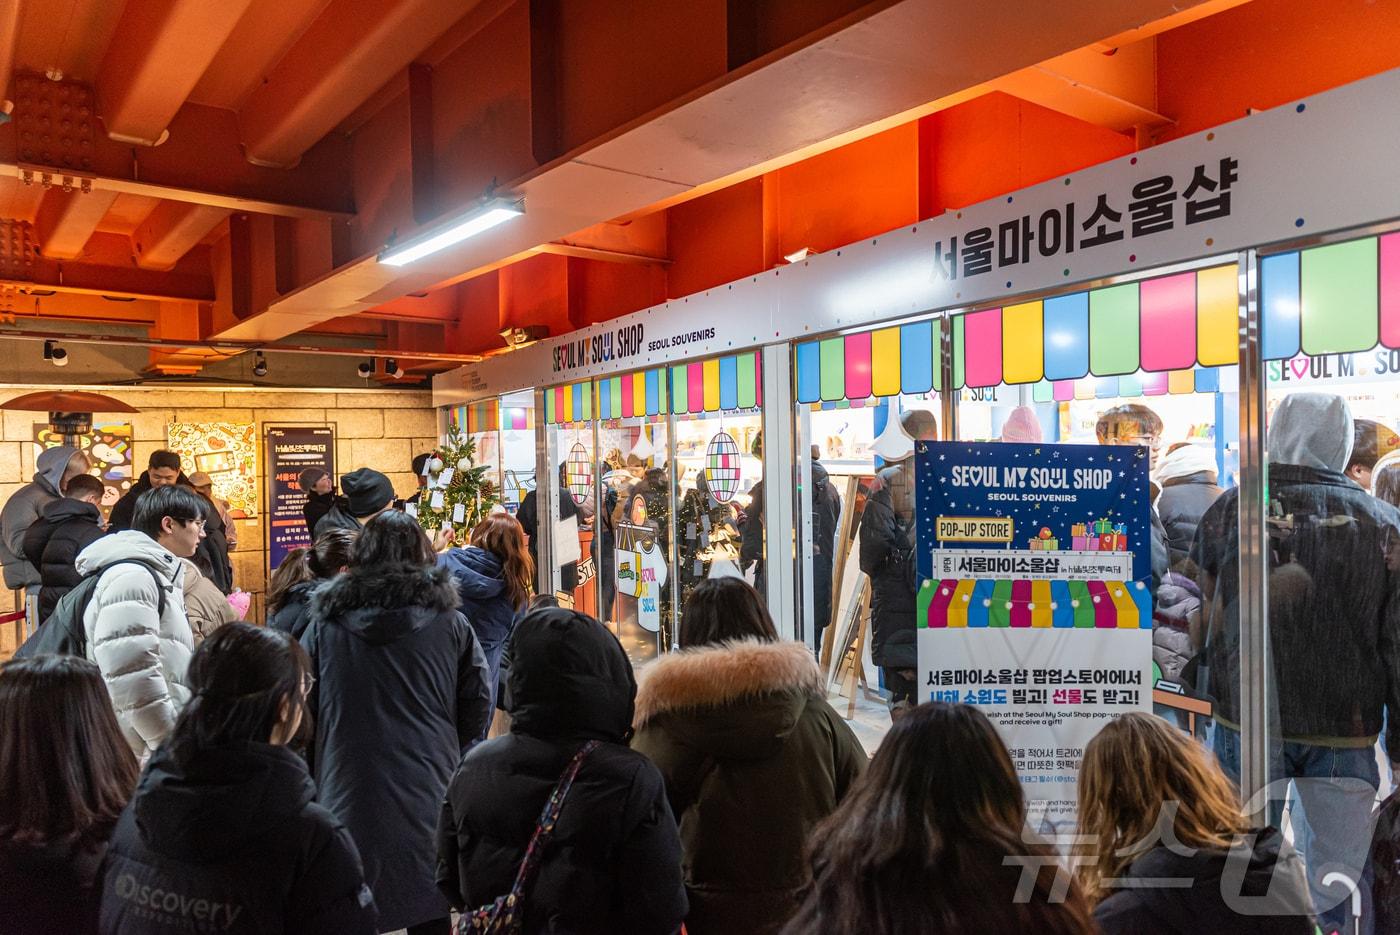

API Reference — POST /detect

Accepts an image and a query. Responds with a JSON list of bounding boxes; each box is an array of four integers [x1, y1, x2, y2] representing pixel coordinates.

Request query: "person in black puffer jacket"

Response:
[[21, 474, 106, 622], [1079, 714, 1313, 935], [303, 511, 491, 935], [101, 623, 376, 935], [859, 409, 938, 718], [266, 529, 356, 641], [1155, 443, 1223, 570], [437, 606, 687, 934]]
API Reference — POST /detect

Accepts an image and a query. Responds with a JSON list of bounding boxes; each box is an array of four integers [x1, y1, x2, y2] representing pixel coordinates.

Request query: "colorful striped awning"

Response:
[[545, 351, 763, 425], [795, 320, 939, 404], [954, 263, 1239, 389], [1261, 231, 1400, 360], [450, 400, 534, 434], [795, 264, 1239, 401], [1028, 366, 1231, 403]]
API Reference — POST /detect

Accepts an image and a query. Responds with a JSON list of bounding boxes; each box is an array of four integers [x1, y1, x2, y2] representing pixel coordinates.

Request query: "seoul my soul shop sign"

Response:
[[914, 441, 1153, 830]]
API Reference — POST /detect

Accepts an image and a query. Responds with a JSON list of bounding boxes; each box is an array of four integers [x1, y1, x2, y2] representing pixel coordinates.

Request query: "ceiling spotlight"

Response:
[[379, 197, 524, 267], [43, 340, 67, 368], [357, 359, 373, 379], [385, 358, 405, 379]]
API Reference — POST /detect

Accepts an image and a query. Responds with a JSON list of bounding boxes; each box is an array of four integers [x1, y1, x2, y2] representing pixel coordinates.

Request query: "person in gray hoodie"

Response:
[[0, 445, 91, 629], [1192, 392, 1400, 935]]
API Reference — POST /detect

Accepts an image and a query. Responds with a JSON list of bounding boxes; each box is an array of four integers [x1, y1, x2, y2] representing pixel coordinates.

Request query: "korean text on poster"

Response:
[[265, 425, 335, 573], [914, 441, 1153, 830]]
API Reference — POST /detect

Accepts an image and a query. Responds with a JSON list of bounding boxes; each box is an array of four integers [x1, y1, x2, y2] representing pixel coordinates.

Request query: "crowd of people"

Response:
[[2, 392, 1400, 933]]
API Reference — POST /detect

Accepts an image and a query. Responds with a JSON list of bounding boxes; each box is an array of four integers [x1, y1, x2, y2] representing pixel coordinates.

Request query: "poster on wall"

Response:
[[166, 423, 258, 517], [914, 441, 1153, 831], [265, 425, 335, 573], [31, 423, 134, 518]]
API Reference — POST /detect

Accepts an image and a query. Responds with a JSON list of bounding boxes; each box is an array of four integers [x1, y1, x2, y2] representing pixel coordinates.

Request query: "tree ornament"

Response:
[[412, 429, 498, 539]]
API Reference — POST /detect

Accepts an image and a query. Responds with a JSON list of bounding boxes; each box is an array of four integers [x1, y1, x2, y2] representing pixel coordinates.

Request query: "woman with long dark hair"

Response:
[[438, 511, 533, 716], [1078, 713, 1313, 934], [100, 623, 377, 934], [631, 577, 866, 935], [303, 509, 491, 935], [0, 655, 137, 934], [268, 528, 356, 639], [783, 701, 1094, 935]]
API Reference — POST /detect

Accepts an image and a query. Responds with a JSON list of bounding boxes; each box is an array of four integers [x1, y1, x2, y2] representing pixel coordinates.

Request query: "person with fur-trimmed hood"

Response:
[[301, 510, 491, 935], [631, 578, 866, 935]]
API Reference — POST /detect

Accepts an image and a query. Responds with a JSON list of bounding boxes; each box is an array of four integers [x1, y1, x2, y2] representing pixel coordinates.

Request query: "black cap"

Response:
[[341, 468, 395, 518]]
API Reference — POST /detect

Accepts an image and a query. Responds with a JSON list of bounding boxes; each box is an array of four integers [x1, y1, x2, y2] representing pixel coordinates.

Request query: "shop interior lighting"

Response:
[[379, 198, 524, 267], [386, 358, 404, 379], [784, 247, 815, 263], [357, 359, 373, 379], [252, 351, 268, 377], [43, 340, 67, 367]]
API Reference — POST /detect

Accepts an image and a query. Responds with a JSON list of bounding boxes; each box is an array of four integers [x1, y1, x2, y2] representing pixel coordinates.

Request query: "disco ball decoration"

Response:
[[704, 431, 741, 503], [565, 442, 593, 504]]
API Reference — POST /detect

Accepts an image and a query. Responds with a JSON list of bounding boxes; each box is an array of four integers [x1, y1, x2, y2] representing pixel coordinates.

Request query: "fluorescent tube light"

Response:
[[379, 199, 524, 267]]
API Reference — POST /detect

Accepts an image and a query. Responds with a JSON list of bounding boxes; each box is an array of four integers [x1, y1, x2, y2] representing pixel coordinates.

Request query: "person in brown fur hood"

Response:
[[631, 578, 867, 935]]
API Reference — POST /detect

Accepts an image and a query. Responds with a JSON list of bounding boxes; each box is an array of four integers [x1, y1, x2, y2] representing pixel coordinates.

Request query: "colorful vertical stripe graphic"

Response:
[[1261, 232, 1400, 359], [920, 579, 1150, 629], [792, 263, 1240, 401], [545, 351, 763, 424]]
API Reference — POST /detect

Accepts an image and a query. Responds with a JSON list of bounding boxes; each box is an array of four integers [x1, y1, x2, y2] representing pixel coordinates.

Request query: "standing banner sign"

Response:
[[265, 425, 336, 573], [914, 441, 1153, 830]]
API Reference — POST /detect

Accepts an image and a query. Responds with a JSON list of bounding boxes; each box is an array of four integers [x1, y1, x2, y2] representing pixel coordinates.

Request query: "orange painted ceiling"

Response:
[[1, 0, 1398, 382]]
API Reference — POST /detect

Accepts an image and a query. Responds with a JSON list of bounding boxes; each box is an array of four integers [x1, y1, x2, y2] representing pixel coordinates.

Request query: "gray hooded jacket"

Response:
[[0, 446, 81, 589], [1191, 393, 1400, 747]]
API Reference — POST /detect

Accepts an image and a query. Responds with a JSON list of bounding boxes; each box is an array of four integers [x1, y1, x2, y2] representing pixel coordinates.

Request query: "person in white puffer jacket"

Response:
[[75, 485, 204, 758]]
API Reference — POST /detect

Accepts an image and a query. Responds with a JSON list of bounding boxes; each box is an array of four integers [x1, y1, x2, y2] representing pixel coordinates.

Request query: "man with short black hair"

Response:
[[22, 473, 106, 621], [313, 468, 396, 537], [407, 452, 432, 507], [76, 484, 201, 757], [107, 449, 186, 532]]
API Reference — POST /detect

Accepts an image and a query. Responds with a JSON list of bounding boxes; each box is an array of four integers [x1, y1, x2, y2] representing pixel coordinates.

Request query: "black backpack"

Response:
[[16, 560, 169, 659]]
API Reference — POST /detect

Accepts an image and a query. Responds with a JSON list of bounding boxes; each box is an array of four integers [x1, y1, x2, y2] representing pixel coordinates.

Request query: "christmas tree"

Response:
[[411, 429, 499, 537]]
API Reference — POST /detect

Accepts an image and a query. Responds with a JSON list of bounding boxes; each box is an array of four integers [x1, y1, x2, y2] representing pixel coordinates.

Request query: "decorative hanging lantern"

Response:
[[565, 442, 593, 504], [704, 430, 741, 503]]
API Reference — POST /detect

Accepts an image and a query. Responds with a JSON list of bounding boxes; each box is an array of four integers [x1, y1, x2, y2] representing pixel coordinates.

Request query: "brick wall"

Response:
[[0, 386, 442, 653]]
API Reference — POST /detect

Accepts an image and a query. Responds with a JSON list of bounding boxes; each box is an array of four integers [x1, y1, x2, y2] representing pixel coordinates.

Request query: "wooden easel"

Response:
[[834, 583, 873, 718], [819, 474, 861, 678]]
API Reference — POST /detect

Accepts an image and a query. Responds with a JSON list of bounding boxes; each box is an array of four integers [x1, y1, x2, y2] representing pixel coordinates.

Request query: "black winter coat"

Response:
[[437, 606, 687, 935], [1157, 471, 1223, 569], [1094, 826, 1313, 934], [859, 462, 917, 668], [267, 579, 319, 641], [100, 742, 376, 935], [303, 490, 335, 537], [21, 497, 104, 621], [0, 831, 111, 934], [1193, 463, 1400, 747], [810, 461, 842, 643], [517, 486, 580, 592], [303, 563, 492, 931]]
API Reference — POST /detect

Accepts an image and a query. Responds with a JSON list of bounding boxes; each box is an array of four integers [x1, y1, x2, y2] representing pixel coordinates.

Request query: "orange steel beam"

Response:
[[98, 0, 255, 146], [239, 0, 476, 168], [131, 202, 230, 270], [0, 325, 484, 362], [0, 105, 354, 220], [33, 187, 119, 259]]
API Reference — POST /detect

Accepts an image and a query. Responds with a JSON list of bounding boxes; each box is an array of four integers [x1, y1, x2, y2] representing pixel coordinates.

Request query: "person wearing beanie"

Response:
[[999, 406, 1043, 444], [298, 467, 335, 536], [859, 407, 938, 720], [107, 449, 186, 533], [313, 468, 396, 538], [1154, 443, 1223, 569]]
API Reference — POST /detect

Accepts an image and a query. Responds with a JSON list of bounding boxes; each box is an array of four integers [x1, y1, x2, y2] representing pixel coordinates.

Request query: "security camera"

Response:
[[252, 351, 268, 377], [499, 325, 548, 348], [44, 341, 67, 367]]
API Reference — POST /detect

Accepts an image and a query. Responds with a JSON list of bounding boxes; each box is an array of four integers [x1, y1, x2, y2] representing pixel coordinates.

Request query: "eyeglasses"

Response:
[[1117, 434, 1162, 448], [184, 518, 207, 530], [302, 674, 316, 696]]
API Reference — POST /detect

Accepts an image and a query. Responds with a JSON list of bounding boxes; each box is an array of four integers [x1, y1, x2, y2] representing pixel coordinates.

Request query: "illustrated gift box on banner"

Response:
[[917, 578, 1152, 630], [1027, 527, 1058, 551]]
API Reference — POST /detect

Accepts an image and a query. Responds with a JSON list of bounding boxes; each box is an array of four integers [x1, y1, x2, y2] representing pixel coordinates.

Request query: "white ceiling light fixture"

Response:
[[379, 197, 524, 267], [784, 246, 817, 264]]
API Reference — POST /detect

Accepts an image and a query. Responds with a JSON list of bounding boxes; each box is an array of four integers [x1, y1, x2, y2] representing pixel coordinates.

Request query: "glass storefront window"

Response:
[[1250, 229, 1400, 933], [544, 382, 596, 612]]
